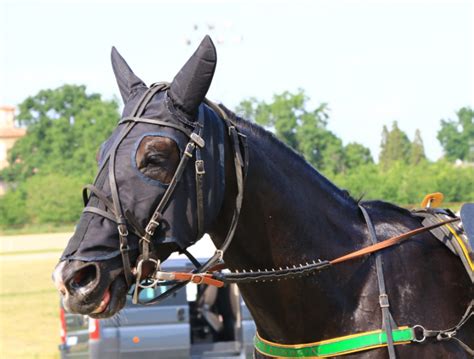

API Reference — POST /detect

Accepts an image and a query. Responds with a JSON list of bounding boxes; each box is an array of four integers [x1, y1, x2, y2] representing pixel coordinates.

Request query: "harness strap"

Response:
[[208, 217, 460, 285], [181, 248, 202, 268], [140, 126, 202, 244], [329, 217, 460, 265], [254, 327, 414, 358], [119, 117, 193, 137], [359, 204, 397, 359], [416, 299, 474, 356], [195, 148, 205, 237], [194, 110, 206, 238], [107, 85, 171, 287], [108, 122, 137, 287], [253, 299, 474, 358]]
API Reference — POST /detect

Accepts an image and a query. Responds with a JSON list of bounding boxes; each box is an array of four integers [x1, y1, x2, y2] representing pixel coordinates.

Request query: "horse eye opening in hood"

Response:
[[134, 135, 180, 185]]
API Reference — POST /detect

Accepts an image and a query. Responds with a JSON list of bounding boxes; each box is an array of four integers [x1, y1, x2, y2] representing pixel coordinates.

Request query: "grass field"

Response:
[[0, 224, 75, 236], [0, 253, 61, 358]]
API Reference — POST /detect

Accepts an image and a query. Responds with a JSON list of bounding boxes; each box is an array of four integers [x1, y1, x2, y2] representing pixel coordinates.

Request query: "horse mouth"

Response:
[[91, 287, 111, 314], [88, 277, 127, 319]]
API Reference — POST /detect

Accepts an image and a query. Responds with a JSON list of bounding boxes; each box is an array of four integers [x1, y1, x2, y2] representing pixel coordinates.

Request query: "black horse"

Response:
[[53, 36, 473, 358]]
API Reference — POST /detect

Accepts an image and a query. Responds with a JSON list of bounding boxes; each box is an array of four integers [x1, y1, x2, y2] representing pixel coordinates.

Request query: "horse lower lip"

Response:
[[92, 288, 111, 314]]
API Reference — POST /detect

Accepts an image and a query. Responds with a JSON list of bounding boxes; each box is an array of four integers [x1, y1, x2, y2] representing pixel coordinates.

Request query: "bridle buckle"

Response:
[[118, 224, 129, 237], [191, 274, 205, 285], [190, 133, 205, 148], [184, 142, 196, 157], [145, 220, 160, 236], [195, 160, 205, 175]]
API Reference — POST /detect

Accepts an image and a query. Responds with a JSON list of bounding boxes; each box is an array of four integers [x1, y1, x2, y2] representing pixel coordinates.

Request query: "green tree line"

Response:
[[0, 85, 119, 227], [0, 85, 472, 228], [238, 91, 473, 204]]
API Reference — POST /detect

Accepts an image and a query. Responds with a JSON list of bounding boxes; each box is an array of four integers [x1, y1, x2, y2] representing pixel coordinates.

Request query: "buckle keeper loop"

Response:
[[195, 160, 205, 175], [184, 142, 196, 157], [379, 294, 390, 308]]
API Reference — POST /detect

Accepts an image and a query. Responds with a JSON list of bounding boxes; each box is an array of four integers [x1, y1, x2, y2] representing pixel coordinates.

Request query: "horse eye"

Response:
[[145, 153, 166, 165]]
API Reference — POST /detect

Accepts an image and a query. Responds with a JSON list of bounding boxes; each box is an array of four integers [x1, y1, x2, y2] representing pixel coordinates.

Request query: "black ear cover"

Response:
[[111, 46, 147, 103], [168, 35, 217, 119]]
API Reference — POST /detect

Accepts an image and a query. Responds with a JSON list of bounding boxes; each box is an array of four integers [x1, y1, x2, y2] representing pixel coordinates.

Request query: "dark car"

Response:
[[59, 257, 256, 358]]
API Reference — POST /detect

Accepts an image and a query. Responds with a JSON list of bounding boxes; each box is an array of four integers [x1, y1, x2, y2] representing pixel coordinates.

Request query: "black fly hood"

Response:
[[61, 90, 226, 260], [60, 36, 248, 303]]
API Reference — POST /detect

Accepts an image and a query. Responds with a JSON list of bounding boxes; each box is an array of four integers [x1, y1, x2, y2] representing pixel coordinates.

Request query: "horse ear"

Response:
[[169, 35, 217, 119], [111, 47, 146, 103]]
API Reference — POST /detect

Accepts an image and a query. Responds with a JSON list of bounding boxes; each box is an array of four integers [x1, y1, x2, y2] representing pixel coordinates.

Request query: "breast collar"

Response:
[[82, 82, 248, 304]]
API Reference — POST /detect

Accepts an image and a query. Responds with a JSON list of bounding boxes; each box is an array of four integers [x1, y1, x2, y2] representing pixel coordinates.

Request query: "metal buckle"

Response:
[[118, 224, 128, 237], [195, 160, 205, 175], [184, 142, 195, 157], [135, 258, 161, 288], [437, 330, 456, 341], [215, 249, 224, 261], [191, 274, 205, 284], [145, 220, 160, 236], [379, 294, 390, 308], [190, 133, 205, 148], [412, 325, 426, 343], [155, 271, 176, 281]]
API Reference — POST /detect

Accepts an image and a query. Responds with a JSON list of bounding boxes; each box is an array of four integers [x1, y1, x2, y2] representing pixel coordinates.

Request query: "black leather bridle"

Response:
[[82, 82, 248, 304]]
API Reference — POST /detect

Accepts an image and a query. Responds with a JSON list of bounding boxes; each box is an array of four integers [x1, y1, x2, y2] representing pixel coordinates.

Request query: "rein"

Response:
[[159, 216, 459, 286]]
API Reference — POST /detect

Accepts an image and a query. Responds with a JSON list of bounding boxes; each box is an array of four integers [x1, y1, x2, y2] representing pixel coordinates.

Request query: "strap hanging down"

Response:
[[359, 204, 398, 359], [134, 105, 248, 305]]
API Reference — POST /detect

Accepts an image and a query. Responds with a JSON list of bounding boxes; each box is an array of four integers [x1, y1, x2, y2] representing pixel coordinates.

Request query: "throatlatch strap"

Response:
[[254, 327, 414, 358], [359, 204, 398, 359], [195, 147, 205, 238]]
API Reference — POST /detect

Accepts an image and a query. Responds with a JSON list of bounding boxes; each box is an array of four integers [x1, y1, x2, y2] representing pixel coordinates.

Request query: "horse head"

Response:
[[52, 36, 229, 318]]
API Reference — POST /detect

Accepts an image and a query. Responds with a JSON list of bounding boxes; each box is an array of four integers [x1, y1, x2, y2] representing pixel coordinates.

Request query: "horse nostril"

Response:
[[69, 264, 98, 291]]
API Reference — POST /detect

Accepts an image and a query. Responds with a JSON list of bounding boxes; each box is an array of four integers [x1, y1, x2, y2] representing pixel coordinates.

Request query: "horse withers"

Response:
[[53, 36, 473, 358]]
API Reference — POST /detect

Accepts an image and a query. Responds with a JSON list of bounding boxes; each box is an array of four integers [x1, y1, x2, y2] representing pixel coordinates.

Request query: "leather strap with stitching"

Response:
[[359, 204, 397, 358]]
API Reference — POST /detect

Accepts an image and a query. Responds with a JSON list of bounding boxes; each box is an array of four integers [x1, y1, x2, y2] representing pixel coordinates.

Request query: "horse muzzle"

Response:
[[52, 259, 128, 318]]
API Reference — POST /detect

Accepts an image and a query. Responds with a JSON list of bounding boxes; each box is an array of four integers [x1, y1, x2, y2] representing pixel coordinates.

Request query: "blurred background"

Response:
[[0, 0, 472, 357]]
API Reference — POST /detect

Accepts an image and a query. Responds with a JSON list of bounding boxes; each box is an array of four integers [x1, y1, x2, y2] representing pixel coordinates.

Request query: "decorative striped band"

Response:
[[254, 327, 414, 358]]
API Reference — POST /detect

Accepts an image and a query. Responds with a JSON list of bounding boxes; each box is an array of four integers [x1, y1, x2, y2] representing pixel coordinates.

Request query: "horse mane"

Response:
[[362, 200, 414, 218], [217, 104, 358, 207]]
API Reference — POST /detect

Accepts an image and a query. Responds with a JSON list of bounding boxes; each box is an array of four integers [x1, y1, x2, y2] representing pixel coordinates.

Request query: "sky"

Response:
[[1, 0, 472, 161]]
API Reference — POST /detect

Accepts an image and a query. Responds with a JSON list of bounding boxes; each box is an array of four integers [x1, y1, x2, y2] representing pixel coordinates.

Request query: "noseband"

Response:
[[82, 82, 248, 304]]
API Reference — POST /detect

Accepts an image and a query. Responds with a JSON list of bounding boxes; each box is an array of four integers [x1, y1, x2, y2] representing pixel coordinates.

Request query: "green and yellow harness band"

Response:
[[254, 327, 414, 358]]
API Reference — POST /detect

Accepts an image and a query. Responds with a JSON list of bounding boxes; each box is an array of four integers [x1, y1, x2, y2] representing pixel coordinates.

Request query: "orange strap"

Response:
[[330, 217, 459, 265], [163, 217, 459, 288], [172, 272, 224, 287], [421, 192, 444, 208]]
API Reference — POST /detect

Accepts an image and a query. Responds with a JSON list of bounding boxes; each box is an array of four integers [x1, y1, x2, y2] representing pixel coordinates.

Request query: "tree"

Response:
[[410, 129, 426, 165], [437, 107, 474, 162], [24, 174, 84, 224], [379, 121, 411, 169], [1, 85, 120, 184], [237, 90, 347, 173], [344, 142, 373, 170]]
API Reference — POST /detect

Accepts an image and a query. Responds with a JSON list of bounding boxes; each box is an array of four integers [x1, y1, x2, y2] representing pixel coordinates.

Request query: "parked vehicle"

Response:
[[59, 258, 256, 358]]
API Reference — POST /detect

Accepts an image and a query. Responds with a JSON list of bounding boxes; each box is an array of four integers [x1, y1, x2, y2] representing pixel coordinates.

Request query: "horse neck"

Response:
[[209, 123, 369, 341], [215, 125, 365, 268]]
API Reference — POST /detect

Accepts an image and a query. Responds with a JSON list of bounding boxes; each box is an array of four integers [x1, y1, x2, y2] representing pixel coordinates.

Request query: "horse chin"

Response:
[[88, 276, 128, 319]]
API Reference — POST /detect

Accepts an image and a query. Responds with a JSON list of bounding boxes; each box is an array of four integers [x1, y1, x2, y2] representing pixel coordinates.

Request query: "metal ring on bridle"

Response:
[[135, 258, 161, 289], [412, 325, 426, 343]]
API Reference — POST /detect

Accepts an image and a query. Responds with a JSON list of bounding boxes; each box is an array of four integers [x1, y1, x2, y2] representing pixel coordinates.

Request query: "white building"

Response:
[[0, 106, 26, 195]]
